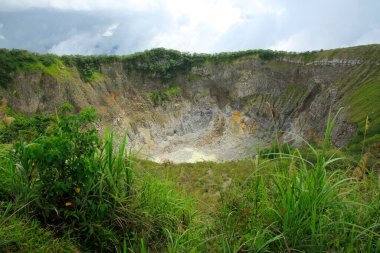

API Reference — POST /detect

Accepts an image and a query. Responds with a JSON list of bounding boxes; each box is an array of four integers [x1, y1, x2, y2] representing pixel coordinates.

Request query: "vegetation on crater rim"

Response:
[[0, 47, 289, 86]]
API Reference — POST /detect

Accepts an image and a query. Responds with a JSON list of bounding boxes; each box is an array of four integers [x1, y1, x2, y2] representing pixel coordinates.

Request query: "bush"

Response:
[[0, 112, 54, 143], [61, 55, 102, 82], [14, 107, 100, 221]]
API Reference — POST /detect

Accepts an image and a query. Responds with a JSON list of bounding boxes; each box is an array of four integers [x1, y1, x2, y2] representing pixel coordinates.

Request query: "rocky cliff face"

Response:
[[1, 45, 379, 162]]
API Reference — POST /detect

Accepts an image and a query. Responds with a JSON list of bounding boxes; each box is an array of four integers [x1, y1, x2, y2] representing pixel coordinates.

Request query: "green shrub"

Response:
[[0, 112, 54, 143], [39, 54, 58, 67], [149, 91, 168, 106], [13, 107, 100, 219], [61, 55, 102, 82], [0, 49, 40, 87]]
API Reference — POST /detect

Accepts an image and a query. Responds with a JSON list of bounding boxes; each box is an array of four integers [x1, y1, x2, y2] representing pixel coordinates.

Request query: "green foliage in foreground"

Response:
[[0, 106, 203, 252], [137, 113, 380, 252], [0, 202, 77, 252], [0, 107, 379, 252]]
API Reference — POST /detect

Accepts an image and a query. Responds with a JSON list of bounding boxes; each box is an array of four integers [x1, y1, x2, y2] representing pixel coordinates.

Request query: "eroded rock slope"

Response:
[[1, 45, 379, 162]]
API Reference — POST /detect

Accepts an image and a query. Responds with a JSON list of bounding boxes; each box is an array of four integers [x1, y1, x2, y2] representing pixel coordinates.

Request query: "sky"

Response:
[[0, 0, 379, 55]]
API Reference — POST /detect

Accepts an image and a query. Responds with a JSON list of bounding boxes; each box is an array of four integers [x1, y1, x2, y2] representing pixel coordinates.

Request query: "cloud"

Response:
[[148, 0, 243, 52], [0, 0, 160, 11], [0, 0, 379, 54], [48, 33, 98, 55], [102, 23, 119, 37], [0, 23, 4, 43]]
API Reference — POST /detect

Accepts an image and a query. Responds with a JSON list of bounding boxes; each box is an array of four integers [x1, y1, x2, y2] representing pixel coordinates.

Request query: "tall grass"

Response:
[[217, 110, 380, 252], [0, 201, 77, 252]]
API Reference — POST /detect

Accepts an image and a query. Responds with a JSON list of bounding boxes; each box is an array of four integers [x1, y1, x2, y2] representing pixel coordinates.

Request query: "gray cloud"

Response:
[[0, 0, 379, 54], [216, 0, 380, 51], [0, 8, 172, 54]]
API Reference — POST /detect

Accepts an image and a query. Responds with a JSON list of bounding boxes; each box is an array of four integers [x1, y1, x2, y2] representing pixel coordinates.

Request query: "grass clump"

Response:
[[149, 84, 182, 106], [215, 111, 379, 252]]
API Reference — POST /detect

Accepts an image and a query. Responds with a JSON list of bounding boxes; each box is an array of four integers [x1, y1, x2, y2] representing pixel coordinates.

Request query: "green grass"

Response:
[[0, 107, 379, 252], [42, 61, 75, 81], [164, 84, 182, 96], [285, 44, 380, 63], [346, 74, 380, 150], [0, 202, 77, 252]]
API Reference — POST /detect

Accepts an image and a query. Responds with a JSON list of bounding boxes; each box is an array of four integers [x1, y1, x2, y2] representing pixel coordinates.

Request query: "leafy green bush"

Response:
[[14, 107, 99, 220], [0, 112, 54, 143], [4, 106, 132, 250], [0, 49, 39, 87], [61, 55, 102, 82], [121, 48, 192, 82], [39, 54, 58, 67]]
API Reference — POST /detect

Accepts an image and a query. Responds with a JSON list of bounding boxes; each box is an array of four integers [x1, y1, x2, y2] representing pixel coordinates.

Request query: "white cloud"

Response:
[[149, 0, 243, 52], [0, 0, 379, 54], [0, 23, 4, 41], [102, 23, 119, 37], [48, 33, 100, 55], [270, 33, 311, 51]]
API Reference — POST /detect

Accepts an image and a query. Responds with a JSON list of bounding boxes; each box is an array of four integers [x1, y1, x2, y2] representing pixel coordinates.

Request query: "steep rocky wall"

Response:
[[1, 46, 379, 162]]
